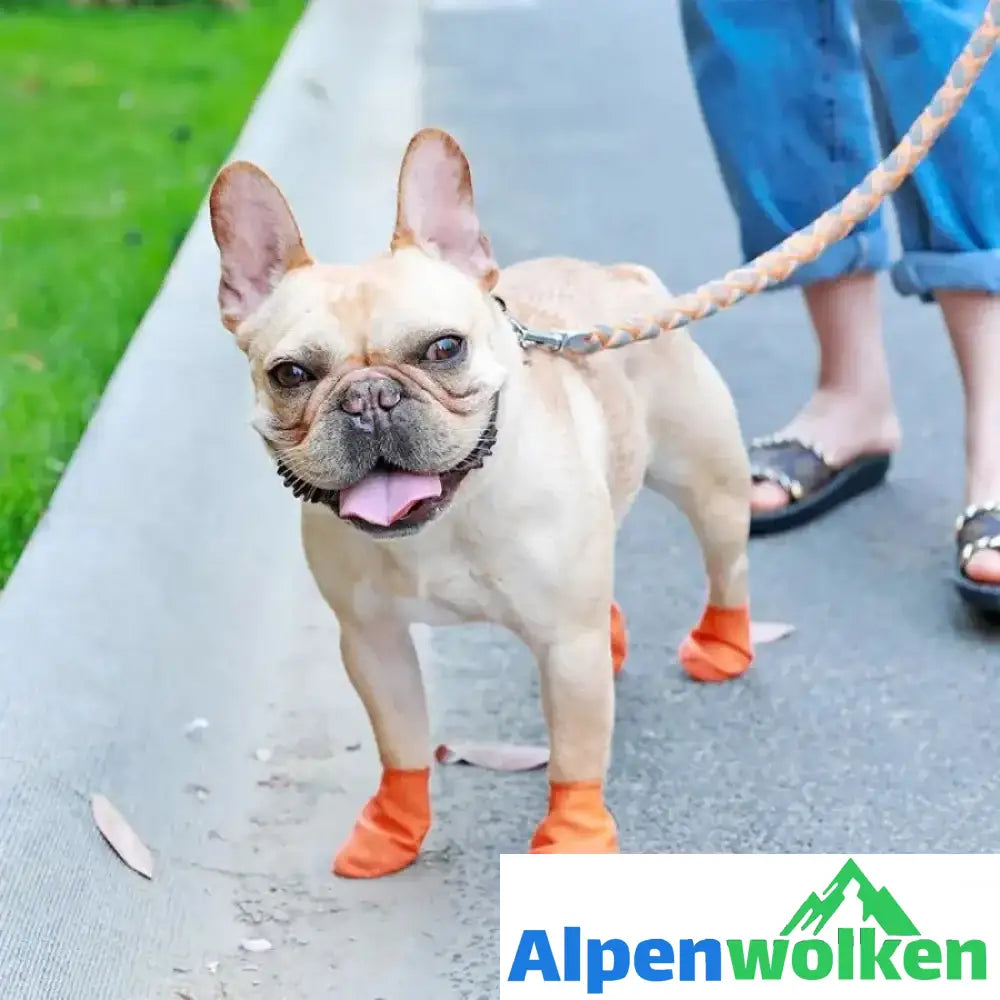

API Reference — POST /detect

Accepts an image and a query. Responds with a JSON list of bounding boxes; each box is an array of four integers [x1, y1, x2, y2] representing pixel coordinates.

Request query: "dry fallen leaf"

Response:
[[435, 742, 549, 772], [751, 621, 796, 645], [91, 794, 153, 879]]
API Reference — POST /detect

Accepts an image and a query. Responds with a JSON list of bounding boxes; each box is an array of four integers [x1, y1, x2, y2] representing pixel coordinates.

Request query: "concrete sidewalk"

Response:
[[2, 1, 998, 998], [0, 3, 461, 998]]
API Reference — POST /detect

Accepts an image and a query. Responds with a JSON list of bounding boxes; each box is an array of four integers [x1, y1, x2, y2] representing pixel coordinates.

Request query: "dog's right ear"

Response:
[[208, 162, 312, 332], [391, 128, 498, 290]]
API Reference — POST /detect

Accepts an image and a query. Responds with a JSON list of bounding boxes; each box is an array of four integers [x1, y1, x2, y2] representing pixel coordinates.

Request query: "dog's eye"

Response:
[[269, 361, 316, 389], [423, 335, 465, 363]]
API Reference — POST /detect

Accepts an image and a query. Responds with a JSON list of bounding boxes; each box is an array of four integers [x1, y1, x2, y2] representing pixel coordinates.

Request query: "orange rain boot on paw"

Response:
[[679, 603, 753, 683], [610, 602, 628, 677], [332, 767, 431, 878], [530, 781, 619, 854]]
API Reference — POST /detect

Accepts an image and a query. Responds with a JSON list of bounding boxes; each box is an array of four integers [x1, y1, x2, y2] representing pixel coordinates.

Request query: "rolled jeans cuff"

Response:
[[760, 229, 891, 291], [891, 249, 1000, 302]]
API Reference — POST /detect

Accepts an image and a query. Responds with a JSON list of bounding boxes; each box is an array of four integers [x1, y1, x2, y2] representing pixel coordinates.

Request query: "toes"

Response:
[[964, 549, 1000, 585], [751, 480, 791, 514]]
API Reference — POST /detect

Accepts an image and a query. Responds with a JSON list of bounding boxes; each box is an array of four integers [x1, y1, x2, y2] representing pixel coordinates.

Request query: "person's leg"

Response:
[[751, 273, 899, 513], [680, 0, 899, 517], [937, 292, 1000, 584], [856, 0, 1000, 585]]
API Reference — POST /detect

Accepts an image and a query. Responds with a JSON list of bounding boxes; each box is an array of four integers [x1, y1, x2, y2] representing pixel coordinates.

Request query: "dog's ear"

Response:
[[209, 162, 312, 332], [391, 128, 498, 290]]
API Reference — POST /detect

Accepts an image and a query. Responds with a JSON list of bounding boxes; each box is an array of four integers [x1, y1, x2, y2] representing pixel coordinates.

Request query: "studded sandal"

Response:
[[954, 502, 1000, 614], [748, 435, 892, 537]]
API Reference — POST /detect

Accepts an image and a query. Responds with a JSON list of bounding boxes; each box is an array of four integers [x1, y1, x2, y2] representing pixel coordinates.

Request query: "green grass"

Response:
[[0, 1, 304, 585]]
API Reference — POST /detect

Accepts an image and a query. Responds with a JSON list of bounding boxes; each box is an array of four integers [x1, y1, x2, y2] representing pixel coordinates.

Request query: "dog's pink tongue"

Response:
[[339, 470, 443, 527]]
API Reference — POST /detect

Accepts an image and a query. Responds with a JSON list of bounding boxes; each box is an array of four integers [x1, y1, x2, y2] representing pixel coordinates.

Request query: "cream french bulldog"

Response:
[[208, 127, 753, 877]]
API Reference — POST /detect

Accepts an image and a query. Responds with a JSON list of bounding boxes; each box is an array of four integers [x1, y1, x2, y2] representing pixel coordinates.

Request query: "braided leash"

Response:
[[517, 0, 1000, 355]]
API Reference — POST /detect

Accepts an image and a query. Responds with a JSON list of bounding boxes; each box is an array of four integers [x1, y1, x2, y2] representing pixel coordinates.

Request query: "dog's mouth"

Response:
[[275, 394, 500, 537]]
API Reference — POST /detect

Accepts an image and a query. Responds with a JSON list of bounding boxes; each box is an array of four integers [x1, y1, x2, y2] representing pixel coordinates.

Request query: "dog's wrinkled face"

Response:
[[209, 129, 511, 537]]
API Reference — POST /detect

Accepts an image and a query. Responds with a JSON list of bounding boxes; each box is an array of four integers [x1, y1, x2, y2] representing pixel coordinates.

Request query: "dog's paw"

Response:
[[332, 767, 431, 879], [529, 781, 619, 854], [610, 602, 628, 677], [679, 603, 753, 683]]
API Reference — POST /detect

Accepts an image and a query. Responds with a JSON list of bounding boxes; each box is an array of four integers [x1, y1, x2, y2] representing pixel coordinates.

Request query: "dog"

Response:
[[208, 127, 753, 877]]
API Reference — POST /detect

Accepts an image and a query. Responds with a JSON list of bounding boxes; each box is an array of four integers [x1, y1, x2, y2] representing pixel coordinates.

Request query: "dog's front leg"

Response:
[[530, 625, 619, 854], [331, 615, 431, 879]]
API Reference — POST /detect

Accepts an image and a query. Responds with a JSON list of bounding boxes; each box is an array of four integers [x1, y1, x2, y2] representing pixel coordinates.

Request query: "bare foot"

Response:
[[751, 388, 901, 514]]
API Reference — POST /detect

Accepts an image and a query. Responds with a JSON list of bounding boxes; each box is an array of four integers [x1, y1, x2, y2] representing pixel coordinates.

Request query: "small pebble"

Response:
[[185, 783, 210, 802], [184, 717, 209, 737], [240, 938, 273, 954]]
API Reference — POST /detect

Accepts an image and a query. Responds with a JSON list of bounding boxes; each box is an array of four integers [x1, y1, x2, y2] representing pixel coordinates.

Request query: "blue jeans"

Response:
[[680, 0, 1000, 299]]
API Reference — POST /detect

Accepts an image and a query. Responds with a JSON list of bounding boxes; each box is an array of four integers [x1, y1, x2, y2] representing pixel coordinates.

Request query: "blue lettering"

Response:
[[679, 938, 723, 981], [635, 939, 674, 981], [507, 930, 561, 982], [586, 937, 631, 994], [564, 927, 582, 981]]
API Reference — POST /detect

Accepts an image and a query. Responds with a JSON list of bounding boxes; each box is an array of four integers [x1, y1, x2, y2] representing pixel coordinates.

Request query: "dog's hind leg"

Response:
[[330, 615, 432, 878], [643, 345, 754, 682]]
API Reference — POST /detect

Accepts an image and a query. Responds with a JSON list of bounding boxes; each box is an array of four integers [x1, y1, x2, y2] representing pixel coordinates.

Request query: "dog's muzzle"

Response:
[[274, 392, 501, 512]]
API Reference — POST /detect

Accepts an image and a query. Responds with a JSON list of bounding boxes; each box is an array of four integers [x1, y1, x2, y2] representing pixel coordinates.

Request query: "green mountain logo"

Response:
[[781, 858, 920, 937]]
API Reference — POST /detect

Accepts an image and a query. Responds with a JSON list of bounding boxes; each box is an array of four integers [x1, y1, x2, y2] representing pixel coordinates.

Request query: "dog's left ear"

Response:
[[209, 161, 313, 333], [391, 128, 498, 290]]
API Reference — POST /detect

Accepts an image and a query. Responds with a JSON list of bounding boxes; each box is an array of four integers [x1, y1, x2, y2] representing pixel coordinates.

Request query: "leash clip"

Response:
[[495, 295, 568, 353], [513, 321, 568, 352], [512, 317, 600, 355]]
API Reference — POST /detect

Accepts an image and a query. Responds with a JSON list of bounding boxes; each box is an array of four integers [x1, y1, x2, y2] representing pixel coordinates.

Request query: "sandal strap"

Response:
[[749, 435, 835, 503], [954, 500, 1000, 535], [749, 433, 830, 465], [955, 502, 1000, 571]]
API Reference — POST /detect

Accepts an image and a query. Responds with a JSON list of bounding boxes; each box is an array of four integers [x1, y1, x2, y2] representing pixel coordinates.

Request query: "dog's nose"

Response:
[[340, 377, 402, 418]]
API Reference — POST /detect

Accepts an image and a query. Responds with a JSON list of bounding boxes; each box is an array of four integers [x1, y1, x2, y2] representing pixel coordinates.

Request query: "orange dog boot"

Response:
[[332, 767, 431, 878], [679, 603, 753, 683], [530, 781, 619, 854], [610, 602, 628, 677]]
